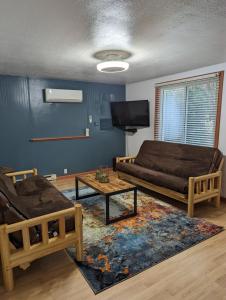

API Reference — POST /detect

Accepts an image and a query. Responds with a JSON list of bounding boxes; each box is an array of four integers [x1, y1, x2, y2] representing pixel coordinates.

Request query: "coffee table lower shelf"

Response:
[[75, 177, 137, 225]]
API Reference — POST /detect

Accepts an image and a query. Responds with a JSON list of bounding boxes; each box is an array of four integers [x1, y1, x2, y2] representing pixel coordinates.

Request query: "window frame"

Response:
[[154, 71, 224, 148]]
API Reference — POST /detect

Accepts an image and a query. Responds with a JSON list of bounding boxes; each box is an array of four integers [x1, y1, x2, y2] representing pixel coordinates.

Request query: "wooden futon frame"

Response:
[[0, 169, 83, 291], [116, 156, 224, 218]]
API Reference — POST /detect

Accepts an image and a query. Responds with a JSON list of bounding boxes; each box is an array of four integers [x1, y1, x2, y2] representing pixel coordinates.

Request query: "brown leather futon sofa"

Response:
[[0, 169, 83, 291], [116, 140, 224, 217], [0, 173, 75, 247]]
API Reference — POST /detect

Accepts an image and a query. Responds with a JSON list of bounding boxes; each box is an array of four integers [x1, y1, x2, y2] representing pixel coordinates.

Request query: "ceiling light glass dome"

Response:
[[97, 61, 129, 73]]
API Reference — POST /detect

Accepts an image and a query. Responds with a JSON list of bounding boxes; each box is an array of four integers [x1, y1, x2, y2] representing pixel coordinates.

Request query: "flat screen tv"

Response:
[[111, 100, 149, 128]]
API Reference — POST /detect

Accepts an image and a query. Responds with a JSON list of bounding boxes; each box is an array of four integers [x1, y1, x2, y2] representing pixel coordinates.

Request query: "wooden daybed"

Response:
[[0, 169, 83, 291], [116, 140, 224, 217]]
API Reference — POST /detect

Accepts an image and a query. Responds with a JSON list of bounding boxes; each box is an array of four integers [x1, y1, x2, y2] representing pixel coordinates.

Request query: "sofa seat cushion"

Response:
[[14, 176, 73, 218], [8, 189, 73, 219], [9, 185, 75, 236], [116, 162, 188, 194], [134, 140, 223, 178]]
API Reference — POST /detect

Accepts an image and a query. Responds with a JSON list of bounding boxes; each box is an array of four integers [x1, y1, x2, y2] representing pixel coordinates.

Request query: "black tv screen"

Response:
[[111, 100, 149, 127]]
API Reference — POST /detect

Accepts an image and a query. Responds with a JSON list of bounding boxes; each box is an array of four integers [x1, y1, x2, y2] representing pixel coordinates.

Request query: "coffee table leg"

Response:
[[76, 178, 79, 200], [106, 195, 110, 225], [134, 188, 137, 214], [105, 188, 137, 225]]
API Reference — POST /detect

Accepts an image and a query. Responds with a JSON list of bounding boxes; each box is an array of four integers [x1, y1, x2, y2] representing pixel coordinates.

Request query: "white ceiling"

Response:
[[0, 0, 226, 84]]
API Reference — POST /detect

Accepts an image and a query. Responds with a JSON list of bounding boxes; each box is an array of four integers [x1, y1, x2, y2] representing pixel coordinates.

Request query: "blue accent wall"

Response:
[[0, 75, 125, 175]]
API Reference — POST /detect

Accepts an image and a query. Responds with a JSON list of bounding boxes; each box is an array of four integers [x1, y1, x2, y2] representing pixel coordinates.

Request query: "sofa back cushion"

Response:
[[0, 166, 15, 174], [0, 192, 39, 248], [0, 173, 17, 197], [15, 175, 53, 196], [0, 174, 17, 216], [135, 140, 223, 178], [0, 174, 39, 247], [0, 191, 9, 224]]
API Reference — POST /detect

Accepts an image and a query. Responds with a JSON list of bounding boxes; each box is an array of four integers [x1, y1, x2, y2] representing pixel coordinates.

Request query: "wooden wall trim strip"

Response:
[[30, 135, 90, 142], [214, 71, 224, 147]]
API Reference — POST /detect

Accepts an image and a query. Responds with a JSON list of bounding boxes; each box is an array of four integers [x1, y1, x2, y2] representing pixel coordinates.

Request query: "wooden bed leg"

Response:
[[214, 173, 222, 209], [188, 200, 194, 218], [214, 193, 221, 209], [0, 225, 14, 291], [75, 204, 83, 261], [214, 196, 221, 209], [2, 267, 13, 292], [188, 177, 195, 217]]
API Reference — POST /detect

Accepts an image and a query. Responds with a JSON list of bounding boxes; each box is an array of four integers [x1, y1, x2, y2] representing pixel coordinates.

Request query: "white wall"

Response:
[[126, 62, 226, 195]]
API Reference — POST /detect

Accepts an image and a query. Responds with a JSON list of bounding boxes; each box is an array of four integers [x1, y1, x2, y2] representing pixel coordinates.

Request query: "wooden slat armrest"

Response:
[[6, 168, 38, 178], [6, 206, 79, 234], [0, 204, 83, 291], [192, 171, 221, 183], [188, 171, 222, 212], [116, 156, 136, 163], [6, 168, 38, 183]]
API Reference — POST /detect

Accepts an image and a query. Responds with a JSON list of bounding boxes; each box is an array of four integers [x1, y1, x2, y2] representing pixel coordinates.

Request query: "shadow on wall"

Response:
[[222, 157, 226, 198]]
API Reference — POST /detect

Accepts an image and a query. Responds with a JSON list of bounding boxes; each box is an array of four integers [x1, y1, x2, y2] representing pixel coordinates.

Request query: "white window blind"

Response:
[[154, 72, 223, 147]]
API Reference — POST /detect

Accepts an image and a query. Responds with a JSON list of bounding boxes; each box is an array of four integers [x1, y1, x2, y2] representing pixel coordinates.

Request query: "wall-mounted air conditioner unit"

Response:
[[45, 89, 83, 103]]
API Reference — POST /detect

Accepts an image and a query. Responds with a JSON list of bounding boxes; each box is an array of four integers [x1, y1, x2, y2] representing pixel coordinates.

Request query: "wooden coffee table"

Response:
[[75, 172, 137, 225]]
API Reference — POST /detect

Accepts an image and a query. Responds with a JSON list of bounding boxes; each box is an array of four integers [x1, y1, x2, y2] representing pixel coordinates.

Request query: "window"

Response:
[[154, 72, 224, 147]]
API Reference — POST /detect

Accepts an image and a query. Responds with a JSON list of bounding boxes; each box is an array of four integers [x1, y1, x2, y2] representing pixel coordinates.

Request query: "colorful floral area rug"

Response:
[[63, 188, 223, 294]]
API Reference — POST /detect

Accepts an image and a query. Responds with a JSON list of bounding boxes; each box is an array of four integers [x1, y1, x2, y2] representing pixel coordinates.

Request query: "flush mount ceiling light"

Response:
[[97, 60, 129, 73], [94, 50, 131, 73]]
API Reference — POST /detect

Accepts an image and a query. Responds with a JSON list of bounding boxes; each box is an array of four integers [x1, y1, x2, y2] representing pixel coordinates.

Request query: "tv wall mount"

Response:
[[117, 127, 138, 134]]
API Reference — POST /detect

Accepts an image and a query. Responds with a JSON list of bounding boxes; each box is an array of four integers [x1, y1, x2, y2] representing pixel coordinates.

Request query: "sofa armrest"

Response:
[[0, 203, 83, 291], [116, 156, 136, 164], [6, 168, 38, 184], [192, 171, 222, 183], [187, 171, 222, 217], [189, 171, 222, 198]]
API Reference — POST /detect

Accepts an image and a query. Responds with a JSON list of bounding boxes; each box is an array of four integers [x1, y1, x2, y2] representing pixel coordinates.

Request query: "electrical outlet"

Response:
[[64, 168, 68, 174], [89, 115, 93, 124]]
